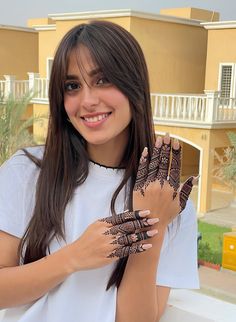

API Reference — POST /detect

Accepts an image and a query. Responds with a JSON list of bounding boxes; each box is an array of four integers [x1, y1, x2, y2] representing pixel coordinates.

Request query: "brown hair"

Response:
[[20, 20, 155, 289]]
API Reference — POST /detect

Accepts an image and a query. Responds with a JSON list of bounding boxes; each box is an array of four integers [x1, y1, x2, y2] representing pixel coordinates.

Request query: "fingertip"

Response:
[[142, 244, 152, 250]]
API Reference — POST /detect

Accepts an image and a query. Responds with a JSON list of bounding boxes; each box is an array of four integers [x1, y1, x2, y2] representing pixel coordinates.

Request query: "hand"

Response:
[[69, 210, 159, 271], [133, 134, 197, 227]]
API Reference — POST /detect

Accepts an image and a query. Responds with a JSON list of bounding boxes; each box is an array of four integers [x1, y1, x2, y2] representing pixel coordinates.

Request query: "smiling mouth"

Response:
[[81, 112, 112, 123]]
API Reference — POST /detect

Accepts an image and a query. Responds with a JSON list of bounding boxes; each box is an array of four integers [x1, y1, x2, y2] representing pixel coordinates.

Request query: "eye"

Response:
[[96, 76, 110, 85], [64, 81, 80, 92]]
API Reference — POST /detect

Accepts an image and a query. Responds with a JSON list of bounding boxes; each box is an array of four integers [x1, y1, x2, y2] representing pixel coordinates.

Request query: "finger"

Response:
[[134, 147, 149, 195], [104, 218, 159, 235], [107, 243, 152, 258], [156, 134, 171, 187], [179, 176, 196, 212], [110, 229, 158, 246], [169, 140, 181, 199], [99, 209, 150, 226], [146, 137, 162, 184]]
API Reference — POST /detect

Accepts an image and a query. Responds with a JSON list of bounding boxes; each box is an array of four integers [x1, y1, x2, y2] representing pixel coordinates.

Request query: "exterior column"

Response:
[[199, 138, 214, 214], [28, 72, 40, 94], [3, 75, 16, 97], [204, 90, 220, 123]]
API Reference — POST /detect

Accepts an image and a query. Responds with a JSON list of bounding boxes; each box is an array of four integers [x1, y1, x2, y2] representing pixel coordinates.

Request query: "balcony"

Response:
[[1, 74, 236, 128]]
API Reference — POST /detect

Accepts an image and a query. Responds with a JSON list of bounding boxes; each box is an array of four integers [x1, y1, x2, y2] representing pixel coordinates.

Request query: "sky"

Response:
[[0, 0, 236, 27]]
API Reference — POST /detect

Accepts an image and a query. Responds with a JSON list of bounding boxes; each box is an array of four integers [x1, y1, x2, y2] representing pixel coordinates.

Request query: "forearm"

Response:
[[116, 225, 166, 322], [0, 244, 76, 309]]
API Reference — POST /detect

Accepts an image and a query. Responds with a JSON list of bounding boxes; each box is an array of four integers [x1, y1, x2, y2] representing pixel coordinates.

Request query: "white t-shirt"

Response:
[[0, 147, 199, 322]]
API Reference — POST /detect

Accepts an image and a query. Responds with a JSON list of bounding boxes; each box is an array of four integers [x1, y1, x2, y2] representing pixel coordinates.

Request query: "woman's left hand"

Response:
[[133, 134, 197, 228]]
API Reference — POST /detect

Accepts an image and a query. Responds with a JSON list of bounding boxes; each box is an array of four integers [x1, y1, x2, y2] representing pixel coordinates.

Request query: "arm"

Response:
[[0, 210, 157, 309], [116, 135, 195, 322]]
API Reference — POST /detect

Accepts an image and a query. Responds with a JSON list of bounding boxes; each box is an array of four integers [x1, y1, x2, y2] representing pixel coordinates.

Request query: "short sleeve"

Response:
[[156, 199, 200, 289], [0, 150, 39, 238]]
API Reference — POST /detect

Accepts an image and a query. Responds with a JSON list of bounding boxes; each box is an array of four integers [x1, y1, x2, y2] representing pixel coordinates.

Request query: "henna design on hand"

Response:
[[156, 142, 171, 188], [169, 146, 181, 199], [100, 210, 142, 226], [107, 244, 147, 258], [104, 218, 152, 235], [110, 231, 150, 246], [179, 176, 194, 212], [133, 147, 149, 195], [145, 145, 162, 185]]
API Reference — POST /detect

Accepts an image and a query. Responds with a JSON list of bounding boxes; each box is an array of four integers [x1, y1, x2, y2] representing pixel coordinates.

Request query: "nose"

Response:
[[80, 86, 99, 111]]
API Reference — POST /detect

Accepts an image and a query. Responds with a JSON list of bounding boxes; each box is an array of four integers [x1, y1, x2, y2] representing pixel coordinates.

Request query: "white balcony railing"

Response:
[[151, 91, 236, 126], [1, 74, 236, 127]]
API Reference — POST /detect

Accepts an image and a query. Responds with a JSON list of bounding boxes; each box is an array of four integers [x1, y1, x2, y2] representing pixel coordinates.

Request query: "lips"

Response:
[[82, 112, 111, 123], [80, 112, 112, 128]]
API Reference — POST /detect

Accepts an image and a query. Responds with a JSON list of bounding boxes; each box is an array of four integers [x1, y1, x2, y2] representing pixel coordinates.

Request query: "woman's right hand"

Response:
[[68, 210, 159, 271]]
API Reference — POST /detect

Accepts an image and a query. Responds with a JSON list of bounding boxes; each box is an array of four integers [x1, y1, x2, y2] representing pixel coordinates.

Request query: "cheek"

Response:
[[64, 96, 79, 116]]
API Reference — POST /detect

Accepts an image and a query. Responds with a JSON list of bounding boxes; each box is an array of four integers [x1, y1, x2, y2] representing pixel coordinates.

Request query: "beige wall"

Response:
[[130, 17, 207, 93], [38, 17, 131, 77], [0, 29, 38, 79], [160, 8, 219, 22], [205, 28, 236, 90]]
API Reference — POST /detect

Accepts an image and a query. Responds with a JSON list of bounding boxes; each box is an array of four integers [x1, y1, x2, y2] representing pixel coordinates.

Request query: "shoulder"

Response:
[[179, 199, 197, 228], [0, 146, 44, 182]]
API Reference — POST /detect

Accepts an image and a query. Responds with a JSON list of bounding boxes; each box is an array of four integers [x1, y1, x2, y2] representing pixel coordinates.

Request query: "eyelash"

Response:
[[64, 77, 110, 92]]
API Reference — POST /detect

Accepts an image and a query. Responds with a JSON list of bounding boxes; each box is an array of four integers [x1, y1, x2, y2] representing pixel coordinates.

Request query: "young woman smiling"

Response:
[[0, 21, 199, 322]]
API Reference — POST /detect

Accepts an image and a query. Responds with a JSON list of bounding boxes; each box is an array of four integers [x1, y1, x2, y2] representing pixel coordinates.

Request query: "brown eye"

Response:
[[64, 82, 80, 92]]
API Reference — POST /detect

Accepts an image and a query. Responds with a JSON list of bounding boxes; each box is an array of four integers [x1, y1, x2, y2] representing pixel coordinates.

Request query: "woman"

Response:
[[0, 21, 199, 322]]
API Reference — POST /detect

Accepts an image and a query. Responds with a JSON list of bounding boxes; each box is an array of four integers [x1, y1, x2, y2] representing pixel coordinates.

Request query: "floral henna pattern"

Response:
[[111, 231, 150, 246], [107, 244, 146, 258], [133, 147, 148, 196], [99, 210, 142, 226], [169, 146, 181, 199], [156, 143, 171, 188], [104, 218, 151, 235], [179, 176, 194, 212]]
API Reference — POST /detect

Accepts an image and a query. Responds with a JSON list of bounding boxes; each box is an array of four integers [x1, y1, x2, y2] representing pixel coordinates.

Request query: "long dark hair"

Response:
[[19, 20, 155, 289]]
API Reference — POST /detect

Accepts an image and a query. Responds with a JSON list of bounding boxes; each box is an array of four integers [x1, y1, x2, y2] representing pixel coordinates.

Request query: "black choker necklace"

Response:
[[89, 159, 125, 170]]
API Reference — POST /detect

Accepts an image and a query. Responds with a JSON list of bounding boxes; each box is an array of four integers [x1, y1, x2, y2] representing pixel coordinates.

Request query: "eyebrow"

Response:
[[66, 67, 102, 80]]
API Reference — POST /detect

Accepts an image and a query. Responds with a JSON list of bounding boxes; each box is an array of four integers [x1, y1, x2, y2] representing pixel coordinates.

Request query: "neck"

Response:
[[87, 135, 128, 168]]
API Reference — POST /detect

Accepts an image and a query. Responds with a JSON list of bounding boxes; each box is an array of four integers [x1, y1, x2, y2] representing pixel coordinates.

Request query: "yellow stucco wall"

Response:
[[0, 28, 38, 79], [37, 17, 131, 77], [205, 28, 236, 90], [130, 17, 207, 93], [160, 8, 219, 22]]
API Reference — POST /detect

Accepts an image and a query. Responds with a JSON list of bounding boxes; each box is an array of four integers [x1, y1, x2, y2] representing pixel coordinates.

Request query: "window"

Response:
[[218, 63, 236, 98]]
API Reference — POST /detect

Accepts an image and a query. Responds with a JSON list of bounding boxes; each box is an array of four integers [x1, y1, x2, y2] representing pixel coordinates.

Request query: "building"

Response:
[[1, 8, 236, 214]]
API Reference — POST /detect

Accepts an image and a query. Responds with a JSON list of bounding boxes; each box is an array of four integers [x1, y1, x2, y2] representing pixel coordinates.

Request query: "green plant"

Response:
[[198, 221, 231, 265], [0, 93, 43, 165]]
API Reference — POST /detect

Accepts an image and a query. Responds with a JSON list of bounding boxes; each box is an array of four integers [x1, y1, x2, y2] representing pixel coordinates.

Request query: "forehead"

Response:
[[67, 45, 98, 74]]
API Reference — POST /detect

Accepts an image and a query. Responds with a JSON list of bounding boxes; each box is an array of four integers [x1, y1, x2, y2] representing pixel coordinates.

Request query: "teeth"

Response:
[[84, 113, 109, 123]]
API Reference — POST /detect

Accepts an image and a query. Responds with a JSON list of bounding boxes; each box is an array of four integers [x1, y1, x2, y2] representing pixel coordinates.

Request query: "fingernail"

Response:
[[142, 244, 152, 250], [193, 175, 200, 185], [164, 133, 170, 144], [155, 136, 162, 148], [142, 147, 148, 157], [147, 229, 158, 237], [139, 210, 151, 217], [173, 139, 180, 150], [148, 218, 159, 225]]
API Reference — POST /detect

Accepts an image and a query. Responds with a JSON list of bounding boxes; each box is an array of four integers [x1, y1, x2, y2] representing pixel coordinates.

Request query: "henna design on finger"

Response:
[[169, 146, 181, 199], [179, 176, 194, 212], [104, 218, 151, 236], [145, 145, 162, 186], [110, 231, 150, 246], [107, 244, 148, 258], [134, 147, 149, 196], [99, 210, 142, 226], [156, 142, 171, 188]]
